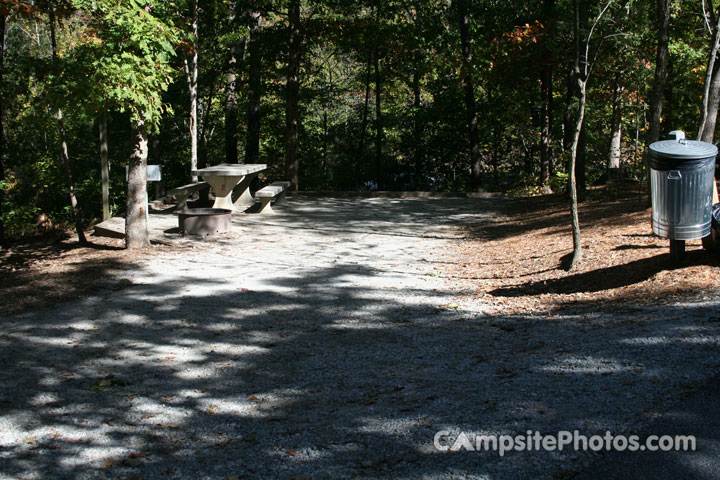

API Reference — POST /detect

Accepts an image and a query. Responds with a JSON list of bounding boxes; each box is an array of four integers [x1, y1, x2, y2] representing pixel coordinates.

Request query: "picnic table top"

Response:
[[192, 163, 267, 177]]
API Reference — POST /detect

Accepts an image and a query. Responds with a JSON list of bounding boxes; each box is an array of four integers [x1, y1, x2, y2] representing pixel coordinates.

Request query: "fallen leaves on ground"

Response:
[[448, 183, 720, 314]]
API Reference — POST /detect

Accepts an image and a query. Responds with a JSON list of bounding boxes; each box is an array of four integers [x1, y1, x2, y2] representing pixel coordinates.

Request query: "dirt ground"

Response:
[[449, 182, 720, 314], [2, 184, 719, 317], [0, 233, 153, 316]]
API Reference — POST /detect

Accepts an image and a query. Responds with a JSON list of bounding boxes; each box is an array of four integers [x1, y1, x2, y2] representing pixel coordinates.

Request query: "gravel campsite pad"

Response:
[[2, 194, 720, 479]]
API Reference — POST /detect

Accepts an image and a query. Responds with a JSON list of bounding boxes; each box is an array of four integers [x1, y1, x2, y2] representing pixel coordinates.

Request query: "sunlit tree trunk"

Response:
[[126, 119, 150, 249], [284, 0, 301, 190], [49, 7, 86, 244], [456, 0, 482, 191], [608, 74, 623, 178], [185, 0, 199, 181]]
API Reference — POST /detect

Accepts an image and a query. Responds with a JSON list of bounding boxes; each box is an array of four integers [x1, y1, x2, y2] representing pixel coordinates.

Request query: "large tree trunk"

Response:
[[456, 0, 482, 191], [648, 0, 671, 145], [284, 0, 301, 190], [225, 1, 245, 164], [126, 120, 150, 249], [186, 0, 199, 181], [49, 8, 86, 244], [0, 13, 6, 245], [245, 11, 263, 164], [374, 45, 383, 190], [608, 74, 623, 177], [99, 110, 111, 221]]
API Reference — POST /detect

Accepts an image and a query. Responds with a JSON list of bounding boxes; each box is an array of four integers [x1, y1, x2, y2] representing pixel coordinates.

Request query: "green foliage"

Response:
[[1, 0, 719, 239]]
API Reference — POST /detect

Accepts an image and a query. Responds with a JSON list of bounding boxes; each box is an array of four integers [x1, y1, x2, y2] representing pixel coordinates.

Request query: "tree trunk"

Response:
[[699, 7, 720, 142], [567, 0, 585, 271], [126, 119, 150, 249], [412, 56, 423, 187], [49, 8, 86, 244], [540, 63, 553, 191], [648, 0, 671, 145], [456, 0, 482, 191], [284, 0, 301, 190], [357, 49, 372, 187], [99, 110, 111, 221], [245, 11, 263, 164], [0, 13, 6, 245], [225, 1, 245, 164], [607, 74, 623, 177], [539, 0, 555, 193], [186, 0, 199, 181], [374, 45, 383, 190]]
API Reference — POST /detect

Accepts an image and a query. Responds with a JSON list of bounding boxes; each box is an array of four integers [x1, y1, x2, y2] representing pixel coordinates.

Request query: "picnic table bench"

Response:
[[167, 181, 209, 210], [254, 181, 291, 214]]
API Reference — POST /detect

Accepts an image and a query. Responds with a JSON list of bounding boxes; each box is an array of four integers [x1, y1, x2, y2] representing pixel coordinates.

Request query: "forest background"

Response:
[[0, 0, 717, 247]]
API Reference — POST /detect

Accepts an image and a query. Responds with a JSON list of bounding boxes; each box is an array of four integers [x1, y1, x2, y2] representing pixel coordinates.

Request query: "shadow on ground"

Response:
[[1, 196, 719, 479]]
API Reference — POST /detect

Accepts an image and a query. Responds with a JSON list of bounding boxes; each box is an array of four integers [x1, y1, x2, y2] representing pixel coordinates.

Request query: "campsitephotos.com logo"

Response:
[[433, 430, 696, 457]]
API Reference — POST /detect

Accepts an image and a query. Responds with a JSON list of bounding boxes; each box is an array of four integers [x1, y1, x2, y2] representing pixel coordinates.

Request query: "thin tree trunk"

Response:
[[356, 49, 372, 189], [49, 7, 86, 244], [412, 58, 423, 186], [99, 110, 110, 221], [539, 0, 555, 193], [608, 74, 623, 177], [185, 0, 199, 181], [540, 64, 553, 191], [0, 13, 6, 245], [126, 119, 150, 249], [149, 131, 164, 200], [699, 7, 720, 141], [245, 11, 263, 164], [225, 2, 246, 164], [648, 0, 671, 145], [284, 0, 301, 190], [374, 45, 383, 190], [568, 0, 585, 271], [456, 0, 482, 191]]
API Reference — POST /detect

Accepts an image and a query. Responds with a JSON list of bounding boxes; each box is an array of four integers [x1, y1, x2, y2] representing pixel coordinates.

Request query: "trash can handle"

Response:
[[667, 170, 682, 180]]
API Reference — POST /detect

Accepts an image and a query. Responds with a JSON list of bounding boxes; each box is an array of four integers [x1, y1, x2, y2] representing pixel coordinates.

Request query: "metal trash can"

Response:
[[649, 130, 717, 244]]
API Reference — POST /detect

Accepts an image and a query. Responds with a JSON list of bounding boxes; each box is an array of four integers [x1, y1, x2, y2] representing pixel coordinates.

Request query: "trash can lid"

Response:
[[650, 131, 718, 160]]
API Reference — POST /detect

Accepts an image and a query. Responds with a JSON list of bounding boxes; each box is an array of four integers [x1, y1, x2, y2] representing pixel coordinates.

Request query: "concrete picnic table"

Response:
[[191, 163, 267, 211]]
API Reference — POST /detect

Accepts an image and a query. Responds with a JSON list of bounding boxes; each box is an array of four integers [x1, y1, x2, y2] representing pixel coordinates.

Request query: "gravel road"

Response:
[[2, 196, 720, 479]]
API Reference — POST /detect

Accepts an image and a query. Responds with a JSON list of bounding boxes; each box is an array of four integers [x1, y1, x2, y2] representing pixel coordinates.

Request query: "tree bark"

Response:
[[284, 0, 301, 190], [374, 45, 383, 190], [539, 0, 555, 193], [608, 74, 623, 176], [0, 13, 6, 245], [567, 0, 585, 271], [456, 0, 482, 191], [245, 11, 263, 164], [411, 56, 423, 187], [540, 64, 553, 191], [648, 0, 671, 145], [699, 7, 720, 142], [49, 7, 86, 244], [185, 0, 199, 181], [357, 49, 372, 188], [126, 119, 150, 249], [99, 110, 110, 221], [225, 1, 245, 164]]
